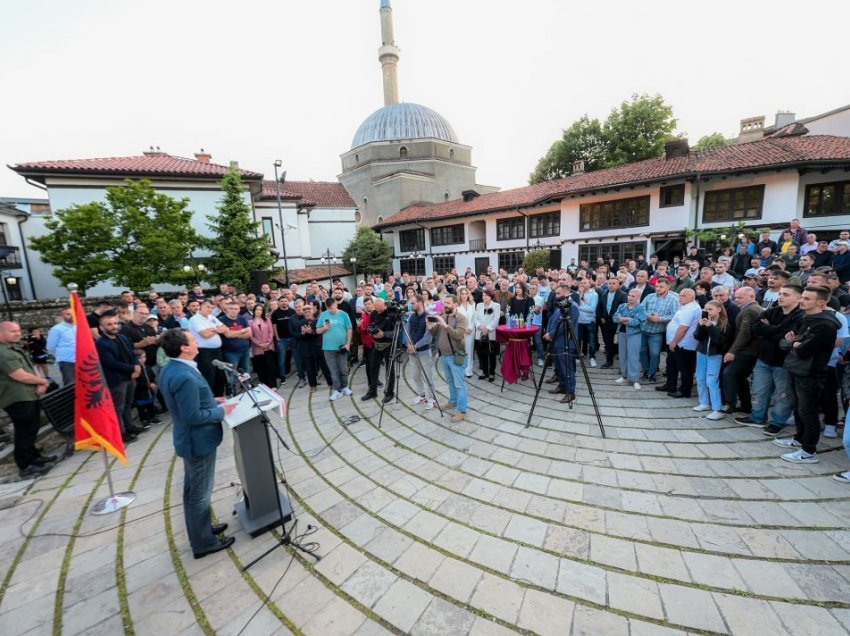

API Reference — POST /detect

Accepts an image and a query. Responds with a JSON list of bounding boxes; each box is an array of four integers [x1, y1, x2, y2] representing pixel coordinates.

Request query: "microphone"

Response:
[[212, 359, 236, 371]]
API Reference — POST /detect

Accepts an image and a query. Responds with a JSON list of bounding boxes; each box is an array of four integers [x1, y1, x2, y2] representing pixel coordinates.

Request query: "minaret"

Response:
[[379, 0, 400, 105]]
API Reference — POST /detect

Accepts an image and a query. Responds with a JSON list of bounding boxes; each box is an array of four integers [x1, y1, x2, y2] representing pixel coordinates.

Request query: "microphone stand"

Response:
[[220, 363, 319, 569]]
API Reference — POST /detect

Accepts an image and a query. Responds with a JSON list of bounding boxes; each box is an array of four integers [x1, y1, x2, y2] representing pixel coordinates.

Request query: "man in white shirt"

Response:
[[188, 299, 228, 396], [712, 263, 736, 288], [664, 288, 701, 398]]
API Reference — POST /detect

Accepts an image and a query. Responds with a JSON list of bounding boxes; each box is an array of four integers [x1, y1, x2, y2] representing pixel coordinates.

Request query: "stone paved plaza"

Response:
[[1, 359, 849, 635]]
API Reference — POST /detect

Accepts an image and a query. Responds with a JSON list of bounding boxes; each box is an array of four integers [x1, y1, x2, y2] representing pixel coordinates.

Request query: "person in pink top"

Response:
[[249, 304, 277, 387]]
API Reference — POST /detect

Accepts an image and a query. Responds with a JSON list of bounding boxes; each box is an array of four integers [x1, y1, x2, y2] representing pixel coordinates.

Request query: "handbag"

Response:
[[782, 348, 814, 377], [446, 317, 467, 366]]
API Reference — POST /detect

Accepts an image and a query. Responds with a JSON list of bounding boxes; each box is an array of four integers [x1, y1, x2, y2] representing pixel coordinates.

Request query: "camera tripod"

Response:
[[359, 311, 444, 428], [526, 304, 606, 438]]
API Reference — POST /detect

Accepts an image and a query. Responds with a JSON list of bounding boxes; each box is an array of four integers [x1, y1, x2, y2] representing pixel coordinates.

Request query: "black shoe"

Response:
[[377, 381, 384, 388], [382, 394, 394, 404], [667, 391, 689, 398], [655, 385, 675, 392], [763, 424, 785, 437], [601, 363, 613, 369], [718, 406, 733, 414], [735, 415, 764, 428], [19, 463, 51, 478], [211, 522, 228, 535], [127, 424, 147, 434], [361, 392, 377, 401], [32, 454, 58, 465], [122, 434, 138, 444], [193, 536, 235, 559], [488, 376, 495, 382], [150, 416, 163, 424]]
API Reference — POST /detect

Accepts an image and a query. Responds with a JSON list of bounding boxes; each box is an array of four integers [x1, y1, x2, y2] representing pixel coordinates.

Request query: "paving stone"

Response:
[[394, 542, 444, 582], [570, 604, 629, 636], [770, 601, 849, 636], [428, 558, 483, 604], [468, 534, 518, 574], [502, 515, 548, 547], [543, 525, 590, 559], [340, 560, 398, 608], [516, 588, 575, 636], [469, 573, 525, 624], [634, 543, 690, 582], [589, 534, 637, 570], [607, 571, 664, 620], [316, 542, 368, 585], [509, 545, 559, 589], [373, 579, 433, 633], [555, 558, 607, 605], [658, 582, 726, 632], [732, 558, 806, 600], [713, 592, 787, 634], [682, 551, 747, 591], [410, 597, 476, 636], [433, 522, 481, 558]]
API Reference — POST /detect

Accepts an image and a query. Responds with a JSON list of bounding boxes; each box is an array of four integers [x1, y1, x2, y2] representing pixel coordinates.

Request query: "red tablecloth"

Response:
[[496, 325, 539, 384]]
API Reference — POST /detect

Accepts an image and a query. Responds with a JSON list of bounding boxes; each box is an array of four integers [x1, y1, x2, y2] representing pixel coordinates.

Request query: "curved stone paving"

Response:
[[0, 360, 848, 635]]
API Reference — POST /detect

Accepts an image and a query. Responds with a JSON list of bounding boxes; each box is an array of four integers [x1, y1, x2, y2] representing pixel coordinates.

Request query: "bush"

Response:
[[522, 249, 551, 272]]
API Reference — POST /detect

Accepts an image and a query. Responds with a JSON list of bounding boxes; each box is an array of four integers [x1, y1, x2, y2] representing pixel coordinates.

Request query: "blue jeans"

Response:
[[182, 450, 219, 555], [554, 347, 577, 394], [619, 333, 642, 382], [577, 322, 597, 357], [533, 327, 544, 359], [223, 348, 251, 393], [750, 360, 790, 425], [440, 355, 468, 413], [696, 352, 723, 411], [640, 332, 664, 377], [843, 410, 850, 462], [276, 338, 293, 378]]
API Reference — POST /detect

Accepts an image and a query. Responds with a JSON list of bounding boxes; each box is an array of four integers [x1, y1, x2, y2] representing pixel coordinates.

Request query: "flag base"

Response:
[[90, 491, 136, 515]]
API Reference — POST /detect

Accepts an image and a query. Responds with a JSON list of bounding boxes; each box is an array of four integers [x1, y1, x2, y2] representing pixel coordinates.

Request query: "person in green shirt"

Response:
[[0, 321, 55, 478]]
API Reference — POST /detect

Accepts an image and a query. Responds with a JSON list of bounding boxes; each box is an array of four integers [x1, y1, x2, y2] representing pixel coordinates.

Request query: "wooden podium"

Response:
[[224, 386, 293, 537]]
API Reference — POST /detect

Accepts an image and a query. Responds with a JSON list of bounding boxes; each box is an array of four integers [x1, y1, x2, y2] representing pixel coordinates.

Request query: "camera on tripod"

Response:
[[385, 299, 405, 314], [556, 297, 573, 311]]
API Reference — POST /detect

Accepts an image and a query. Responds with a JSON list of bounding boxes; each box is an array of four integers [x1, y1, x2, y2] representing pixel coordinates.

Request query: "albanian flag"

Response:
[[70, 292, 127, 465]]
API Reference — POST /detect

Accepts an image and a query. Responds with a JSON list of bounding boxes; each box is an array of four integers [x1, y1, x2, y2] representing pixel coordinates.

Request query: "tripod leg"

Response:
[[564, 319, 606, 438]]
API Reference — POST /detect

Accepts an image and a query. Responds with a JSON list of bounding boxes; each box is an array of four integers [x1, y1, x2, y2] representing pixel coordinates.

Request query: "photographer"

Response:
[[427, 295, 469, 422], [407, 295, 435, 409], [544, 284, 580, 404], [365, 298, 398, 403], [357, 297, 378, 398], [317, 297, 353, 401]]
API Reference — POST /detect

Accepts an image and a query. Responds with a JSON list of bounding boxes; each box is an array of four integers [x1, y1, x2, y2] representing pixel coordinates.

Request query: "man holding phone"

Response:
[[641, 278, 678, 384], [317, 297, 353, 401]]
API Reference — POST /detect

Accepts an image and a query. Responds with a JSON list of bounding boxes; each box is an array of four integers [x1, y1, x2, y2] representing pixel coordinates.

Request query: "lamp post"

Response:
[[320, 249, 336, 287], [349, 256, 357, 284], [0, 272, 14, 320], [273, 160, 290, 286]]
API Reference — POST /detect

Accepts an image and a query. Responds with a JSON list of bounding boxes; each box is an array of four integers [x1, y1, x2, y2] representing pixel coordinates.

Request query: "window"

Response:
[[261, 218, 275, 245], [702, 185, 764, 222], [497, 216, 525, 241], [399, 228, 425, 252], [660, 184, 685, 207], [432, 256, 455, 273], [529, 211, 560, 238], [498, 251, 525, 272], [399, 258, 425, 277], [805, 181, 850, 218], [355, 154, 359, 162], [449, 148, 455, 159], [579, 241, 646, 266], [400, 146, 408, 158], [444, 192, 450, 202], [580, 196, 650, 231], [431, 224, 464, 246]]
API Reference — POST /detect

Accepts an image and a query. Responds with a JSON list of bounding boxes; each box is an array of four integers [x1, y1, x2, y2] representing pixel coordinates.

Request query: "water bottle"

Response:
[[518, 315, 524, 329]]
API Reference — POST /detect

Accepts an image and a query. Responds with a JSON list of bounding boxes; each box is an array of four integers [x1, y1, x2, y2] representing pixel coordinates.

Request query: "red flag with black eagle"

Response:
[[70, 292, 127, 464]]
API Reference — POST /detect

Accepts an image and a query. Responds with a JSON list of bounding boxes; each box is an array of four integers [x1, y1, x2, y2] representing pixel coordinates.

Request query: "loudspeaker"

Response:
[[251, 270, 270, 295]]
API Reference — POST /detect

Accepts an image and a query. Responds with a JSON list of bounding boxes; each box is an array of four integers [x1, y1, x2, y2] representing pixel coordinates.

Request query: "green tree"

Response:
[[521, 249, 551, 273], [30, 179, 200, 292], [693, 132, 730, 151], [529, 93, 678, 183], [205, 167, 276, 290], [529, 116, 606, 183], [342, 226, 393, 277]]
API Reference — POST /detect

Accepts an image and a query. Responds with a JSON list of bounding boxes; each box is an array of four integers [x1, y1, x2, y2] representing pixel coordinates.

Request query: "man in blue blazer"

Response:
[[544, 284, 581, 404], [159, 328, 237, 559]]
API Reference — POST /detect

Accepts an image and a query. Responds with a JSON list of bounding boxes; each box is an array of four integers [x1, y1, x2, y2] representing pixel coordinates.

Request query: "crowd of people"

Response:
[[0, 221, 848, 485]]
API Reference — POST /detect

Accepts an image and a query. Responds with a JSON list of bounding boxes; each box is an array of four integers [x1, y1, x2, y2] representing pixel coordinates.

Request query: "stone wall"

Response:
[[2, 296, 124, 330]]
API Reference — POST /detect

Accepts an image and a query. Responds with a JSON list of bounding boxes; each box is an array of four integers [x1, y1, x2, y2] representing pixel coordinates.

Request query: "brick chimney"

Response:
[[665, 138, 690, 160], [142, 145, 165, 156], [194, 148, 212, 163], [572, 160, 585, 175], [738, 116, 765, 143]]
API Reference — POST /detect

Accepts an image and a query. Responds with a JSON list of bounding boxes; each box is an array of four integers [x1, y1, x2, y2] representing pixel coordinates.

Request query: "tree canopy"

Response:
[[30, 179, 200, 292], [341, 226, 393, 278], [204, 167, 276, 290], [530, 94, 678, 184], [693, 132, 730, 151]]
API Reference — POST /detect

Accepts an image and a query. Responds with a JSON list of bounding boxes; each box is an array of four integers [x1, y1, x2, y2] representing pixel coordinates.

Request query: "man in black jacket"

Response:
[[96, 313, 144, 442], [364, 299, 398, 403], [772, 286, 841, 463], [736, 285, 803, 434], [596, 278, 627, 368], [628, 270, 655, 301]]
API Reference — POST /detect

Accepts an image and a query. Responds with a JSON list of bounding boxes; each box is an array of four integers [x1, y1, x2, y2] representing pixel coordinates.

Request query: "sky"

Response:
[[1, 0, 848, 199]]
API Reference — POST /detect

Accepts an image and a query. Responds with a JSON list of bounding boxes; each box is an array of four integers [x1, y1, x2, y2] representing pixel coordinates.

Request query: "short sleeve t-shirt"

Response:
[[218, 314, 250, 352], [0, 344, 38, 407], [666, 301, 702, 350], [317, 310, 352, 351]]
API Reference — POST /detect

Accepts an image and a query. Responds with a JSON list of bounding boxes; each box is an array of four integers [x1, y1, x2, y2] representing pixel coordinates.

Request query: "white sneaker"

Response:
[[833, 471, 850, 484], [590, 358, 597, 368], [823, 425, 838, 439], [781, 449, 818, 464], [786, 415, 796, 425], [329, 390, 342, 401], [615, 377, 626, 384], [633, 382, 641, 390], [341, 387, 353, 396], [537, 359, 544, 367], [425, 400, 435, 410], [411, 395, 427, 406], [692, 404, 712, 412], [705, 411, 726, 421], [772, 438, 801, 449]]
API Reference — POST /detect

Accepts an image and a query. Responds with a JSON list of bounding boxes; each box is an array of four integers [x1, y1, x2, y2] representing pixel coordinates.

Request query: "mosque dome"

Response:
[[351, 103, 458, 149]]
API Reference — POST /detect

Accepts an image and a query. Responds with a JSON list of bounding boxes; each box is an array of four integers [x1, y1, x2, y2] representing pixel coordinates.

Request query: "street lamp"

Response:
[[349, 256, 357, 283], [273, 160, 290, 286], [0, 271, 15, 320], [320, 249, 336, 286]]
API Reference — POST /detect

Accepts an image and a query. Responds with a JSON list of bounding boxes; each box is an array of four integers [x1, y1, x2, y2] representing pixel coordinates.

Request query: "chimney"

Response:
[[774, 111, 796, 128], [664, 138, 690, 160], [194, 148, 211, 163], [229, 160, 239, 169], [572, 160, 585, 175], [461, 190, 480, 202], [142, 145, 165, 156], [738, 116, 766, 142]]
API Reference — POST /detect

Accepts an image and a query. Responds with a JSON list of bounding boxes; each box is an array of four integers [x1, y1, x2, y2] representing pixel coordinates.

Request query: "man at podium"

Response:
[[159, 328, 237, 559]]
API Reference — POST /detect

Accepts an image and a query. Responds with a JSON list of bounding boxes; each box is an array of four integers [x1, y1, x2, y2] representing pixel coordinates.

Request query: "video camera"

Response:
[[556, 296, 573, 312], [385, 299, 405, 314]]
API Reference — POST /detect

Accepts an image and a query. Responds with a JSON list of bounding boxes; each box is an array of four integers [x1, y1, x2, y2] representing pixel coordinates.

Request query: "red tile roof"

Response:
[[273, 264, 351, 285], [258, 180, 356, 209], [11, 154, 264, 181], [376, 135, 850, 228]]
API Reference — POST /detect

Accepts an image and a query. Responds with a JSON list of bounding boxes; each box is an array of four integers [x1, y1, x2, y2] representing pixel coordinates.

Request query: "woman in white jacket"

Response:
[[473, 289, 502, 381], [456, 287, 477, 377]]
